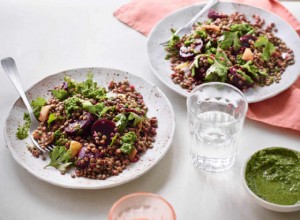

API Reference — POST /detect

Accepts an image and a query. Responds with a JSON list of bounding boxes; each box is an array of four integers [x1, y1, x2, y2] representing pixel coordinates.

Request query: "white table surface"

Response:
[[0, 0, 299, 219]]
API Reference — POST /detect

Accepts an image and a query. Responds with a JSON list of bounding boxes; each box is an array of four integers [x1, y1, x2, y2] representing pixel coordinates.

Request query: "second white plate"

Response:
[[147, 2, 300, 103]]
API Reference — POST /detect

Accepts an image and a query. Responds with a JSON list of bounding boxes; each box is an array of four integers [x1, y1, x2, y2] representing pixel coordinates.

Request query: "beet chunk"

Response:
[[208, 10, 228, 20], [90, 119, 116, 146], [179, 39, 203, 60], [65, 112, 96, 135], [240, 35, 257, 47]]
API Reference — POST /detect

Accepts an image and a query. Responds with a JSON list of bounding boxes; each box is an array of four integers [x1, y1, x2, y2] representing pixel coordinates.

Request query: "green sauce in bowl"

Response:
[[245, 147, 300, 206]]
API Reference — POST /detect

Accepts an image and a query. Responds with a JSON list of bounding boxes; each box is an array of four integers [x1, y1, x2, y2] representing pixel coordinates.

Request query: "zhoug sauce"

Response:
[[245, 147, 300, 205]]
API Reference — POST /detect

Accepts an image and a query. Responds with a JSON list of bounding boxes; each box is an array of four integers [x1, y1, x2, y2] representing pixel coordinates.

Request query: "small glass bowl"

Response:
[[108, 192, 176, 220]]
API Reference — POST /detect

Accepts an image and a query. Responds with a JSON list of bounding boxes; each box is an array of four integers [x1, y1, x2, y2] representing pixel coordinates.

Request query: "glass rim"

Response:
[[189, 82, 248, 100], [187, 82, 248, 125]]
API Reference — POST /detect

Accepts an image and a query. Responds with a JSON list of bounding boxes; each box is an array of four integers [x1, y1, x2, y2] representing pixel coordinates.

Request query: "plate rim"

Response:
[[146, 1, 300, 103], [4, 66, 176, 189]]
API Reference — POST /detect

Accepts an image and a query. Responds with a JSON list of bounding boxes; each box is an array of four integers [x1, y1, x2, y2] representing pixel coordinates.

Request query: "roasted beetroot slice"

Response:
[[208, 10, 228, 20], [64, 113, 96, 135], [76, 147, 88, 168], [179, 46, 194, 60], [179, 39, 203, 60], [240, 35, 257, 47], [76, 146, 102, 169], [194, 66, 208, 81], [90, 119, 116, 145]]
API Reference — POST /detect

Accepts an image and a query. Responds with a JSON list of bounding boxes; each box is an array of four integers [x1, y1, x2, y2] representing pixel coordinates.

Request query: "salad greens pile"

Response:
[[164, 11, 294, 92], [18, 74, 157, 179]]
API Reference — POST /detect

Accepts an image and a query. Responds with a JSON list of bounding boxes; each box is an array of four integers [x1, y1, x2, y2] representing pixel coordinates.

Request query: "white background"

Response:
[[0, 0, 299, 219]]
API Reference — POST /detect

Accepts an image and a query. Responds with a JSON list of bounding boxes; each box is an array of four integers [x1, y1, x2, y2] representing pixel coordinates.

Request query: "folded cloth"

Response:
[[114, 0, 300, 132], [114, 0, 300, 36], [247, 77, 300, 131]]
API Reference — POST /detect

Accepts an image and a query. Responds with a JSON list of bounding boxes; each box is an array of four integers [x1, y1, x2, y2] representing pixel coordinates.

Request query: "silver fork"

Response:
[[160, 0, 219, 46], [1, 57, 53, 153]]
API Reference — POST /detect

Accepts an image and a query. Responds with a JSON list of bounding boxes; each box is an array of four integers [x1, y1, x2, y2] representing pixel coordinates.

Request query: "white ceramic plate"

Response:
[[4, 67, 175, 189], [147, 2, 300, 103]]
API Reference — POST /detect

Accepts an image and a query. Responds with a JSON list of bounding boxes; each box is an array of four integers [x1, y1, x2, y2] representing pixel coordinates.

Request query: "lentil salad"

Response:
[[165, 10, 295, 92], [29, 73, 158, 180]]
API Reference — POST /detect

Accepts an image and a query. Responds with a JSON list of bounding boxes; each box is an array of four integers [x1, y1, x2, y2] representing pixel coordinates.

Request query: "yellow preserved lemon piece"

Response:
[[69, 140, 83, 158]]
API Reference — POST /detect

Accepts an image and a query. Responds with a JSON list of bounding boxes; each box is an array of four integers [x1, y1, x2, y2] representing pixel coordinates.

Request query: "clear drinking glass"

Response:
[[108, 192, 176, 220], [187, 82, 248, 173]]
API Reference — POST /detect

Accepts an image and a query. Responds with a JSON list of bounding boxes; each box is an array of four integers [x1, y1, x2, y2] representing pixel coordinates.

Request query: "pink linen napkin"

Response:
[[114, 0, 300, 132]]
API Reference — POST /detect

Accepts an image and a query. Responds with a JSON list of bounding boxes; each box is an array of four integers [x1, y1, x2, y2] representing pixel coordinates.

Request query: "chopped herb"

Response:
[[51, 89, 69, 101], [165, 35, 180, 59], [120, 132, 137, 154], [63, 96, 81, 117], [196, 30, 207, 39], [16, 112, 31, 140], [31, 97, 47, 119], [120, 143, 134, 154], [53, 130, 68, 146], [230, 23, 253, 34]]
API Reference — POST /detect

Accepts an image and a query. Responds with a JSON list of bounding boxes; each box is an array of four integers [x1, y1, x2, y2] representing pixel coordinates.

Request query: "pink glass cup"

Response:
[[108, 192, 176, 220]]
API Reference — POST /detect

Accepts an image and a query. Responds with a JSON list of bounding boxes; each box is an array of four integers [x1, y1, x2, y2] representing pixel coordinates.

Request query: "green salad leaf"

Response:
[[219, 31, 241, 50], [128, 112, 143, 126], [204, 57, 228, 82], [81, 100, 108, 116], [47, 113, 63, 126], [237, 69, 254, 84], [63, 73, 106, 100], [215, 49, 232, 67], [241, 60, 268, 80], [76, 73, 106, 100], [45, 146, 72, 172], [115, 112, 144, 132], [254, 35, 275, 61], [31, 97, 47, 119], [51, 89, 69, 101], [115, 113, 128, 132]]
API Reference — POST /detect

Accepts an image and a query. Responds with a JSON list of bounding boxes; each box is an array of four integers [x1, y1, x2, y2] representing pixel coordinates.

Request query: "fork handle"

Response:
[[186, 0, 219, 27], [1, 57, 35, 119]]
